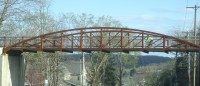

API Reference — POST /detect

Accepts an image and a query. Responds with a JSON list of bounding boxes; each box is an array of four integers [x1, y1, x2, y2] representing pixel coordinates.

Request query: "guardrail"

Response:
[[0, 37, 32, 47]]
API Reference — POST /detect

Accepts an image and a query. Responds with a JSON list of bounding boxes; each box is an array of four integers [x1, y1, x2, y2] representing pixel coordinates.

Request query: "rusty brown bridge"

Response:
[[0, 27, 199, 86], [1, 27, 199, 53]]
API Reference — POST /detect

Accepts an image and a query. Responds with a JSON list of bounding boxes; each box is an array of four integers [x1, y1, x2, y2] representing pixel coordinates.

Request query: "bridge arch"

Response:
[[3, 27, 199, 53]]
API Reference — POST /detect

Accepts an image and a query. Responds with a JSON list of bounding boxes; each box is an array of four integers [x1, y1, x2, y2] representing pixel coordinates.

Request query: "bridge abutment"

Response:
[[0, 48, 24, 86]]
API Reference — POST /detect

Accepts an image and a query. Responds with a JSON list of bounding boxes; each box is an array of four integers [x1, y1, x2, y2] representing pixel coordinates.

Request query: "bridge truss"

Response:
[[2, 27, 199, 53]]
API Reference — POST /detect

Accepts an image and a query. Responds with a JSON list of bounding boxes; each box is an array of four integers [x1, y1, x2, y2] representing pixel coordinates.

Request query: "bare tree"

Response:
[[62, 13, 125, 85], [0, 0, 38, 31], [2, 0, 66, 85]]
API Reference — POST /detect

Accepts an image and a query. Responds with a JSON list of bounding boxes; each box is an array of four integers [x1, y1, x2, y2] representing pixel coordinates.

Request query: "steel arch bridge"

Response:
[[2, 27, 199, 53]]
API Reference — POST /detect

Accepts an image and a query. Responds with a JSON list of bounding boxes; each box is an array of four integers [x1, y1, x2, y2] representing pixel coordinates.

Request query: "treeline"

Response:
[[61, 54, 172, 67]]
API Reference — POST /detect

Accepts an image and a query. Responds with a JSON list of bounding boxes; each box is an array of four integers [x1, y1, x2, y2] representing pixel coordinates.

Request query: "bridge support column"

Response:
[[0, 48, 24, 86]]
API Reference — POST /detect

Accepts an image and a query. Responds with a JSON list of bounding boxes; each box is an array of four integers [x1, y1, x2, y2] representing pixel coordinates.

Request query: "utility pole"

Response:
[[119, 52, 122, 86], [187, 5, 200, 86], [82, 52, 86, 86], [80, 52, 86, 86], [185, 31, 191, 86]]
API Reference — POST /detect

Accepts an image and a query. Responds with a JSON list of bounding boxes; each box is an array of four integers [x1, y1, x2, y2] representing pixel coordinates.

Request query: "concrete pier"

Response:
[[0, 48, 25, 86]]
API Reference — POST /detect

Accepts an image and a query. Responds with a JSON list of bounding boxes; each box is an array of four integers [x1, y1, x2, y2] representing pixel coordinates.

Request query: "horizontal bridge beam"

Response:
[[8, 47, 198, 53]]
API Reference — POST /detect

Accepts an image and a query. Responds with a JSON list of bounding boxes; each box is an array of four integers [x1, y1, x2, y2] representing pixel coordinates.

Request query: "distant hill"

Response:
[[61, 54, 172, 67], [136, 55, 172, 67]]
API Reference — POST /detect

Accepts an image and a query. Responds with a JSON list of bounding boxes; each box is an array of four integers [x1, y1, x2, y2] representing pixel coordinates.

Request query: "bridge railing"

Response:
[[177, 36, 200, 45], [0, 36, 199, 49], [0, 37, 32, 47], [1, 27, 199, 53]]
